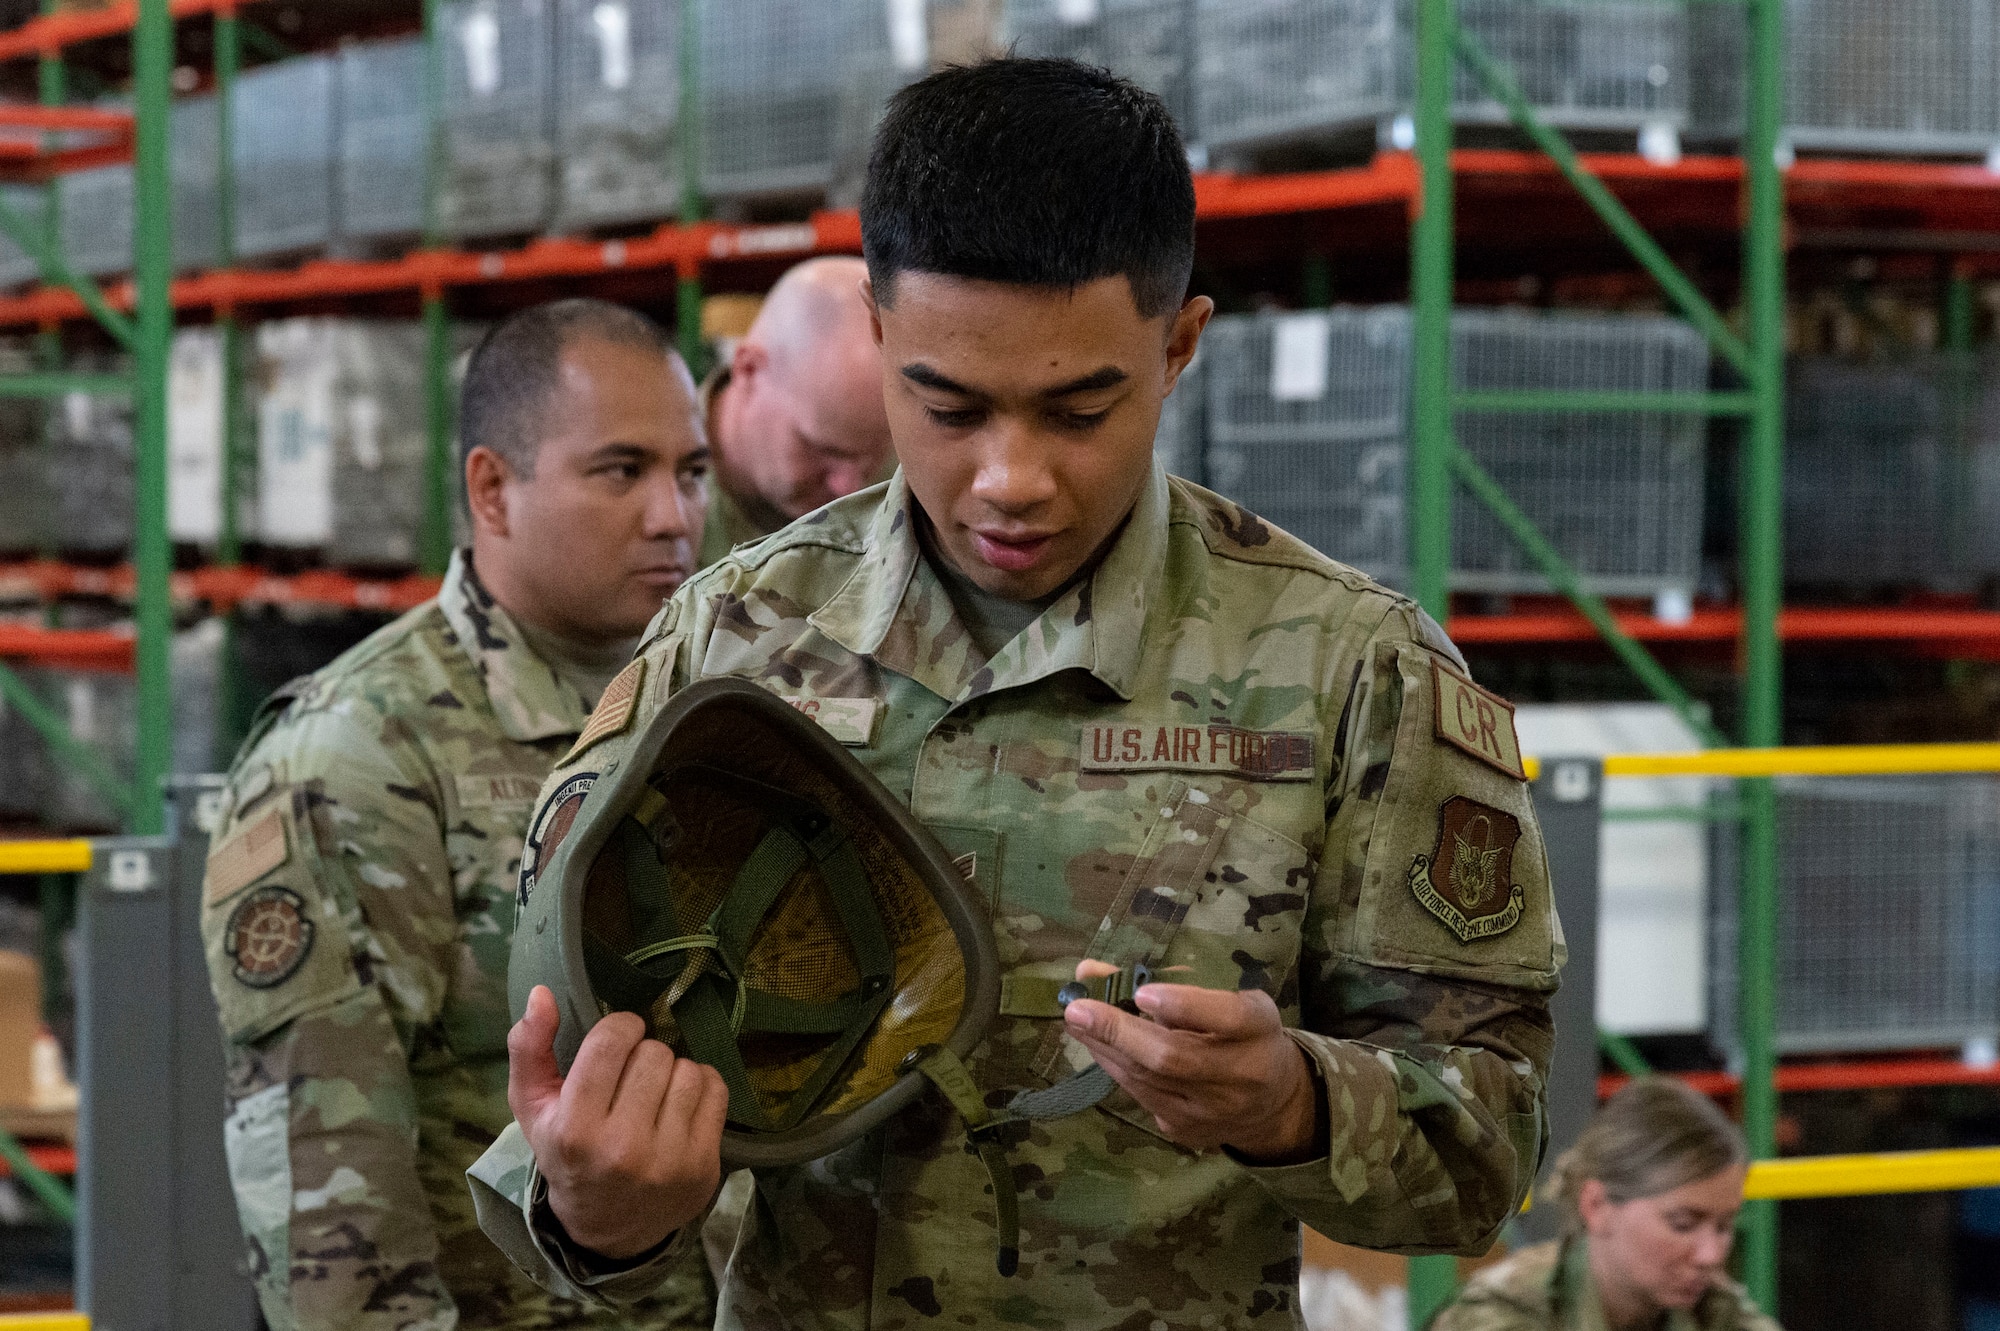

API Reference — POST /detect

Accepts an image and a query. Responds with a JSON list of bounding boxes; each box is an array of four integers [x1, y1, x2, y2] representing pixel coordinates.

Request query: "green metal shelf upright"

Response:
[[1404, 0, 1785, 1320]]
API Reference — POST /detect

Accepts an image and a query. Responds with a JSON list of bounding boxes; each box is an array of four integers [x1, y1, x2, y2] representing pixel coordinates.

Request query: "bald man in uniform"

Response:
[[698, 256, 894, 568]]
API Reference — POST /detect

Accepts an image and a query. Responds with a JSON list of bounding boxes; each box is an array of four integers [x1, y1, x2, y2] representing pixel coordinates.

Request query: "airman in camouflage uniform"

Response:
[[697, 257, 894, 571], [1433, 1240, 1782, 1331], [471, 463, 1561, 1326], [199, 301, 717, 1331], [471, 60, 1560, 1331]]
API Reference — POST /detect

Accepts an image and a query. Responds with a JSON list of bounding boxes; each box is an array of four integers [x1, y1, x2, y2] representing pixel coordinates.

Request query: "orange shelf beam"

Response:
[[0, 147, 1995, 324], [0, 0, 234, 63], [0, 561, 440, 615], [1448, 605, 2000, 649], [0, 1143, 74, 1178], [0, 623, 132, 670], [1601, 1057, 2000, 1101]]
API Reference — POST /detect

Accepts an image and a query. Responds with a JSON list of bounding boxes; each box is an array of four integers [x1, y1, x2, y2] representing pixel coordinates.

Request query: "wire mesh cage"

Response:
[[1451, 0, 1691, 132], [255, 319, 457, 571], [440, 0, 557, 239], [0, 340, 44, 558], [1201, 309, 1411, 578], [1452, 307, 1708, 596], [1710, 775, 2000, 1056], [1693, 0, 2000, 153], [1200, 306, 1706, 593], [1196, 0, 1693, 152], [171, 93, 221, 271], [337, 36, 429, 248], [58, 164, 132, 280], [26, 665, 136, 834], [1782, 356, 2000, 594], [698, 0, 913, 204], [1005, 0, 1200, 140], [46, 354, 134, 560], [554, 0, 682, 230], [233, 56, 337, 261], [0, 185, 47, 291], [1194, 0, 1403, 151]]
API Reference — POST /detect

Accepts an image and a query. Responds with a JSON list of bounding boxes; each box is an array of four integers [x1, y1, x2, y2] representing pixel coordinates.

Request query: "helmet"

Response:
[[512, 676, 1000, 1168]]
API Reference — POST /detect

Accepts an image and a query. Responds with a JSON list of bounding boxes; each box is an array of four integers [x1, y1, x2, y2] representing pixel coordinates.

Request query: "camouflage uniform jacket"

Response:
[[471, 464, 1563, 1330], [1433, 1239, 1782, 1331], [199, 551, 708, 1331]]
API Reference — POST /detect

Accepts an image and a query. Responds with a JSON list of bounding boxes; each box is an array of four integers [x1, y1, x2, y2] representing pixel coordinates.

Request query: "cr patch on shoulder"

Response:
[[519, 772, 596, 907], [1431, 660, 1526, 780], [1408, 796, 1526, 943], [225, 886, 316, 989], [563, 658, 646, 765], [204, 806, 289, 908]]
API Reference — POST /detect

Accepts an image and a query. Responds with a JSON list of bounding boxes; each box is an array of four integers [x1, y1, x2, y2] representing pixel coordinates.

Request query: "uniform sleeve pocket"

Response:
[[202, 794, 363, 1045]]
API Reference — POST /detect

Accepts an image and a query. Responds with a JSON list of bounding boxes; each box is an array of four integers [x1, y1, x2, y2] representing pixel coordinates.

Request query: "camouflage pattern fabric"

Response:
[[199, 551, 713, 1331], [471, 464, 1563, 1330], [1432, 1239, 1783, 1331]]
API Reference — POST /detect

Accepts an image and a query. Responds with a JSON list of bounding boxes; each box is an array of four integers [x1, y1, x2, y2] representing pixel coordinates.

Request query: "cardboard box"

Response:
[[0, 949, 39, 1110]]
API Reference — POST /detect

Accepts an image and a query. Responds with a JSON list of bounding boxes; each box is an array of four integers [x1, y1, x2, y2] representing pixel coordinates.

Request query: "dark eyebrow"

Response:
[[580, 442, 711, 467], [899, 363, 1129, 398]]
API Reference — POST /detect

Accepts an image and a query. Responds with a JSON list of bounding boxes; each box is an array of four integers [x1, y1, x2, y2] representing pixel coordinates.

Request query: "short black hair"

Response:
[[861, 58, 1195, 320], [460, 298, 677, 476]]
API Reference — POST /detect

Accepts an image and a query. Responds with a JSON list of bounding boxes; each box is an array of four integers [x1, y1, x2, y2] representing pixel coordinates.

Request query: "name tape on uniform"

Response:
[[455, 774, 542, 808], [1431, 662, 1526, 780], [564, 658, 647, 765], [1080, 723, 1315, 781], [786, 696, 882, 747], [205, 806, 288, 907]]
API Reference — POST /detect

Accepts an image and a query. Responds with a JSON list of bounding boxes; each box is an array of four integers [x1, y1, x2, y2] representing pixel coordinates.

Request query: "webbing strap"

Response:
[[625, 780, 896, 1134], [1003, 1064, 1116, 1120], [916, 1047, 1021, 1277]]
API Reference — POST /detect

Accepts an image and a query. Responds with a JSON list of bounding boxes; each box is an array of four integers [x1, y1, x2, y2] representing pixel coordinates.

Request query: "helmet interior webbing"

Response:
[[582, 766, 897, 1133]]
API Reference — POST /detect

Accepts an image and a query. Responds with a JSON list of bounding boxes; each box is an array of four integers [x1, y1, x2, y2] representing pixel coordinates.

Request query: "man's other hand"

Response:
[[1061, 961, 1325, 1165], [507, 985, 729, 1260]]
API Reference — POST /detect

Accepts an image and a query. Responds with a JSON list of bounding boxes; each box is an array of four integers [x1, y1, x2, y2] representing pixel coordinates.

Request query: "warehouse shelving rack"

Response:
[[0, 0, 1999, 1322]]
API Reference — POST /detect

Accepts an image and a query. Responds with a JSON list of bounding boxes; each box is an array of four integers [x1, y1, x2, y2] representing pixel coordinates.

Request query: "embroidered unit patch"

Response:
[[1431, 661, 1527, 780], [205, 807, 288, 907], [1079, 723, 1314, 781], [225, 886, 316, 989], [1408, 796, 1527, 943], [563, 658, 647, 764], [519, 772, 597, 907]]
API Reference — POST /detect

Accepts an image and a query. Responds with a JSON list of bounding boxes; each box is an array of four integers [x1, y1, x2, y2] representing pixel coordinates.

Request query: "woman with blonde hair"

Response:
[[1432, 1077, 1782, 1331]]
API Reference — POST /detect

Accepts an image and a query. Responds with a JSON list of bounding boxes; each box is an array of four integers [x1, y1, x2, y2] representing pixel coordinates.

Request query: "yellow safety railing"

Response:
[[0, 840, 92, 874], [1745, 1147, 2000, 1201], [0, 1314, 88, 1330], [1524, 740, 2000, 784]]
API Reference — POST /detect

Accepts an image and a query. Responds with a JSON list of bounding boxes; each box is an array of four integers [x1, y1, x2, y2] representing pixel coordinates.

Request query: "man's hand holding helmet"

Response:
[[507, 985, 730, 1260], [1062, 961, 1328, 1165]]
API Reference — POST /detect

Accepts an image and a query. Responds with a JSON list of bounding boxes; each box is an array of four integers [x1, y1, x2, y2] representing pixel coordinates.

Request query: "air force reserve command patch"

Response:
[[224, 885, 315, 989], [519, 772, 596, 907], [1409, 796, 1527, 943]]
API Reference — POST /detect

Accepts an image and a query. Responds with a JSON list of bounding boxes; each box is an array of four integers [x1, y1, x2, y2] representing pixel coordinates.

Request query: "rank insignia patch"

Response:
[[225, 886, 316, 989], [1408, 796, 1527, 943]]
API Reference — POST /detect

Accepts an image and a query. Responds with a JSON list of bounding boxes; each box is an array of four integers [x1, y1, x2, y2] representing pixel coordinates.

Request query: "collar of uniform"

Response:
[[1554, 1237, 1705, 1331], [438, 550, 593, 743], [698, 469, 771, 569], [808, 461, 1169, 704]]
